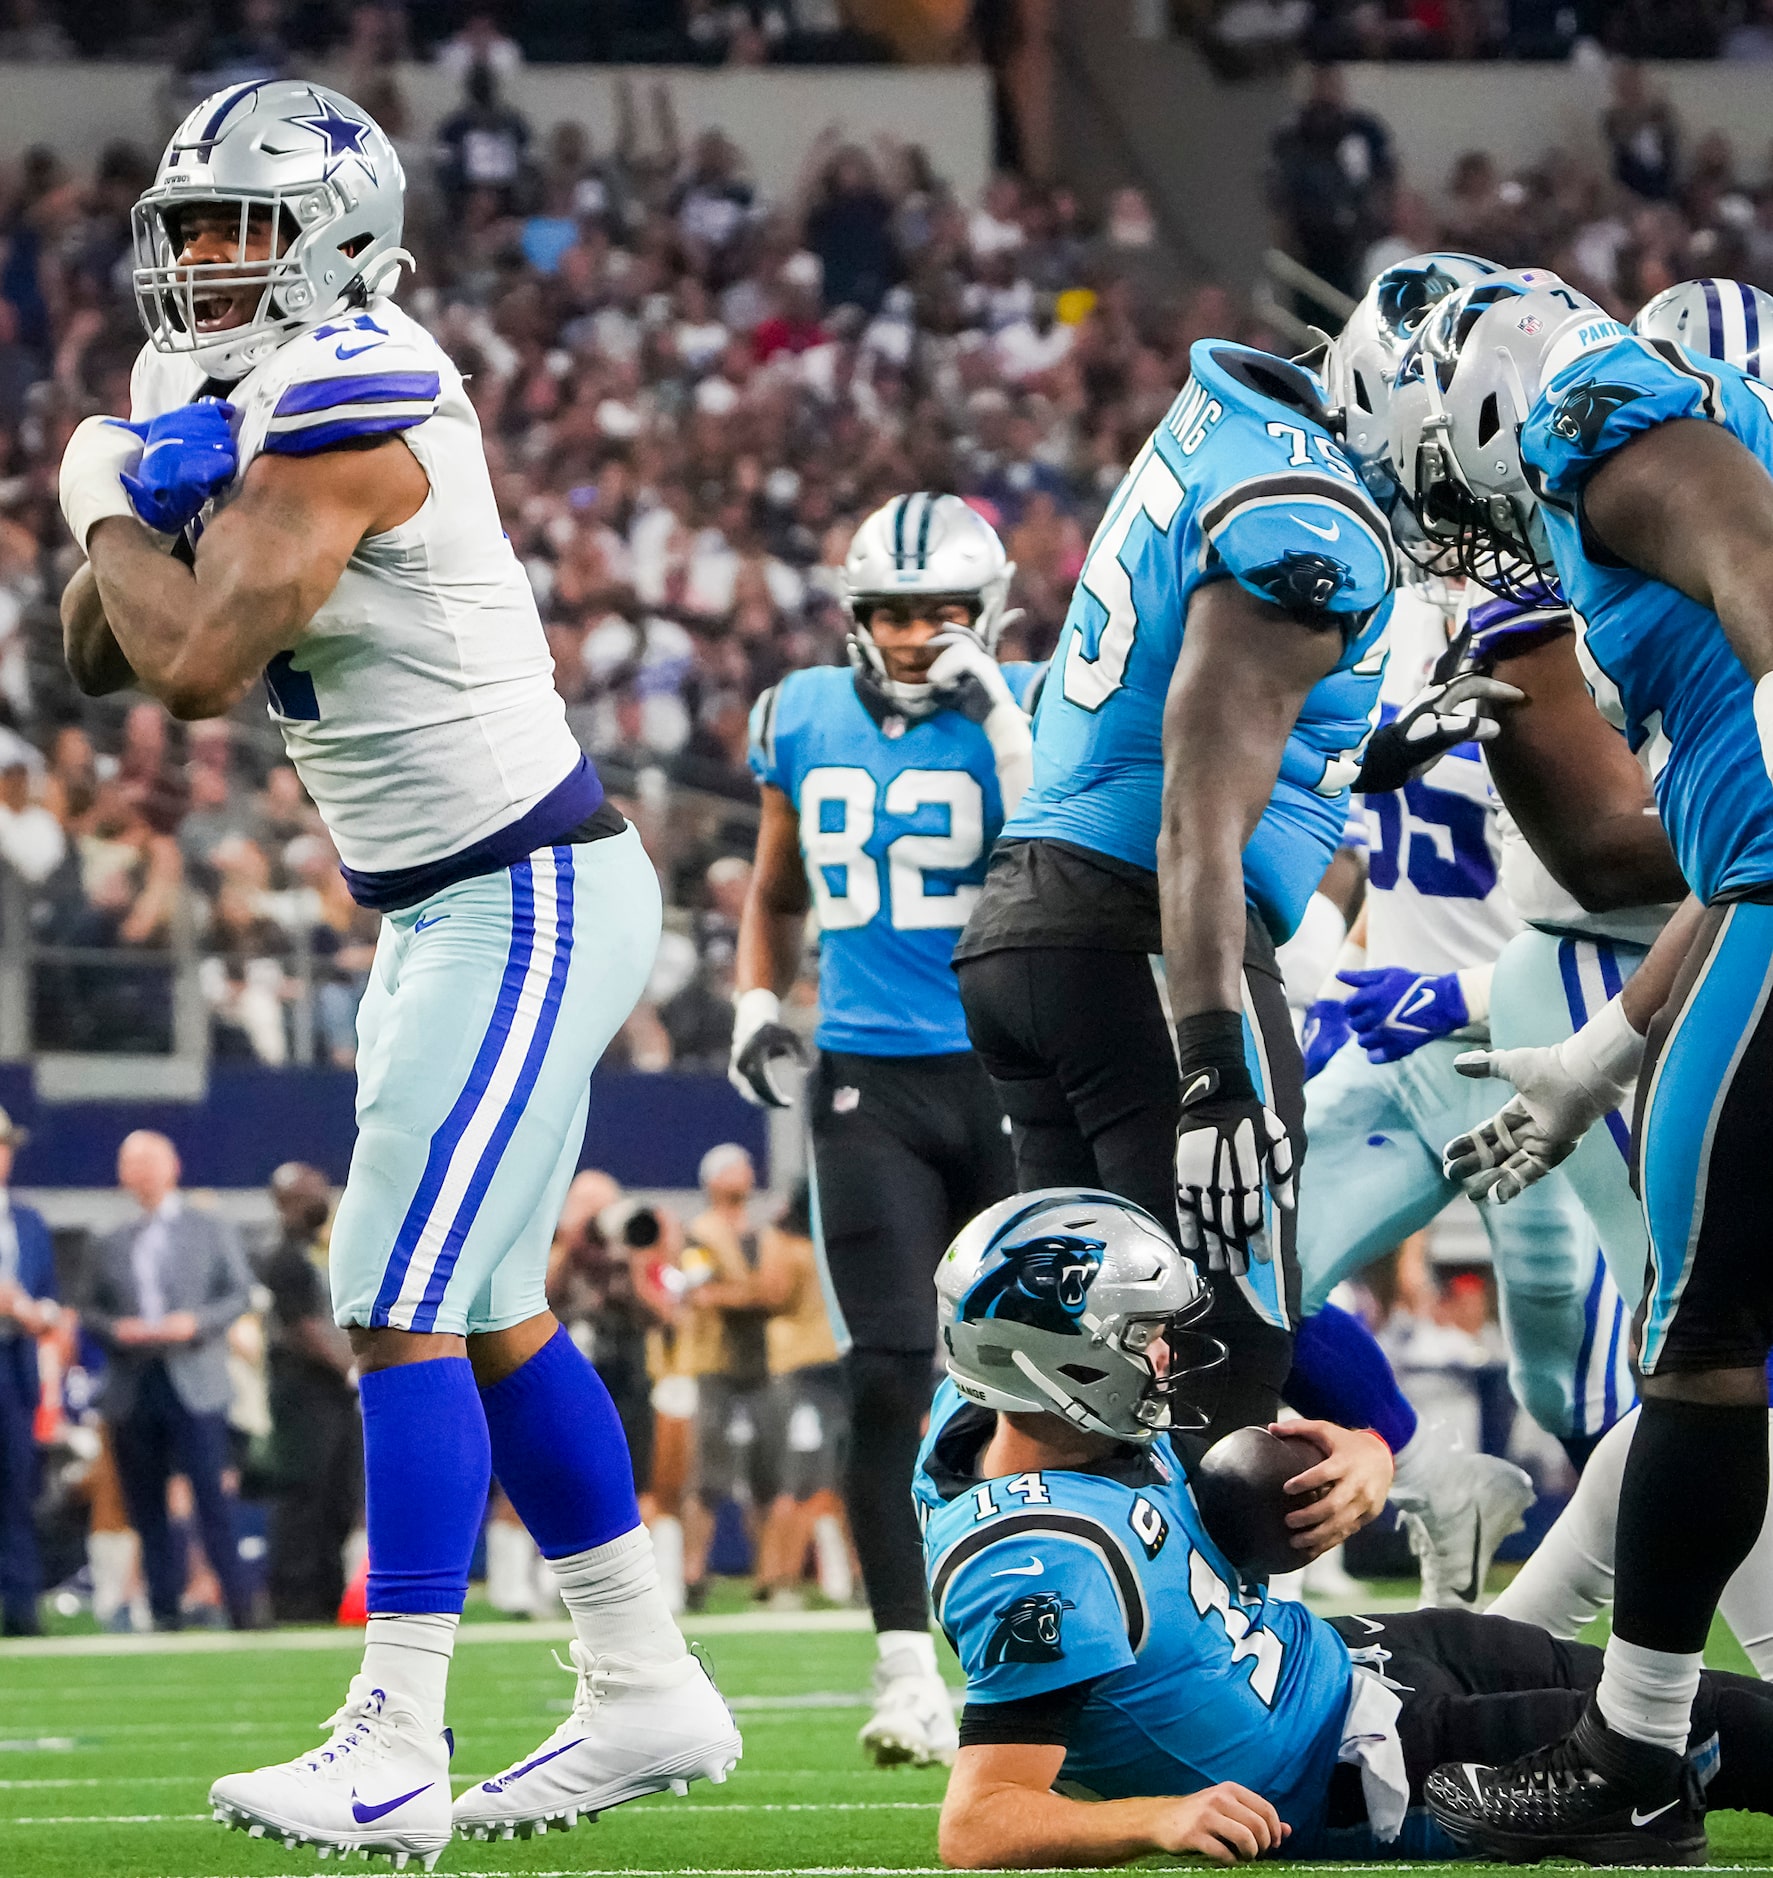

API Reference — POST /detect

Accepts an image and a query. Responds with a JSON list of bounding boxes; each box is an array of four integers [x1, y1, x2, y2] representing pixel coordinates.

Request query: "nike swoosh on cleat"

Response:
[[1345, 1613, 1385, 1634], [1632, 1801, 1680, 1826], [1291, 514, 1341, 541], [483, 1739, 584, 1791], [989, 1558, 1043, 1578], [350, 1781, 433, 1823]]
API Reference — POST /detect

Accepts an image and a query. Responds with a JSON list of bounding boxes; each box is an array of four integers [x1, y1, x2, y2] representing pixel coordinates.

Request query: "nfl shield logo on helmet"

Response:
[[1517, 314, 1543, 335]]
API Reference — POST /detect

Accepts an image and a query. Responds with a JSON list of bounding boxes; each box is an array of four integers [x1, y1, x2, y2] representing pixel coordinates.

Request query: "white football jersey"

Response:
[[129, 301, 593, 904], [1358, 585, 1521, 976], [1460, 585, 1676, 948]]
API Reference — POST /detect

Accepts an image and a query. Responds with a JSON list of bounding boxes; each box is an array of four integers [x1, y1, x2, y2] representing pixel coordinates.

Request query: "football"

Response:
[[1190, 1426, 1327, 1577]]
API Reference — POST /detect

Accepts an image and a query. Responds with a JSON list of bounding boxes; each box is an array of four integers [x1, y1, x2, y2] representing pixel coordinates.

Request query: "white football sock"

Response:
[[87, 1528, 138, 1627], [1488, 1410, 1629, 1637], [812, 1513, 853, 1603], [361, 1612, 458, 1732], [878, 1627, 937, 1677], [549, 1524, 686, 1668], [650, 1514, 686, 1615], [484, 1520, 542, 1615], [1598, 1634, 1702, 1754]]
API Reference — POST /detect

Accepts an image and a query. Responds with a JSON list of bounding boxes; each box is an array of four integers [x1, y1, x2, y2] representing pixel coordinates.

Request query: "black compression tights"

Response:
[[844, 1347, 937, 1636]]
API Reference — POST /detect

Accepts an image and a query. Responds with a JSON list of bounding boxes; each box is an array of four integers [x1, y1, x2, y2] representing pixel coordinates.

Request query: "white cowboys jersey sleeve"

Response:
[[128, 303, 589, 887]]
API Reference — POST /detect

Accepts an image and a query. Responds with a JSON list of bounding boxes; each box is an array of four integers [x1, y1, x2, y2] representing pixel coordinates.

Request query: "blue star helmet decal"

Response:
[[292, 96, 375, 179]]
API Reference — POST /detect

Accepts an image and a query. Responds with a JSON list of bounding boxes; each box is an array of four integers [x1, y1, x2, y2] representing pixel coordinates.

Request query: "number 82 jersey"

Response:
[[1005, 340, 1394, 944], [749, 664, 1041, 1055]]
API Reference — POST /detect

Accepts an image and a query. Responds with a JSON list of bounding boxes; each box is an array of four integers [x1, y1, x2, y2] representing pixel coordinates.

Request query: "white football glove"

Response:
[[1442, 994, 1646, 1204], [728, 986, 808, 1109], [58, 415, 171, 553], [926, 633, 1033, 814]]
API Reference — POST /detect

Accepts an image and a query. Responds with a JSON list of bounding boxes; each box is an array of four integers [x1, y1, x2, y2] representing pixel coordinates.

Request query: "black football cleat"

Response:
[[1425, 1698, 1707, 1866]]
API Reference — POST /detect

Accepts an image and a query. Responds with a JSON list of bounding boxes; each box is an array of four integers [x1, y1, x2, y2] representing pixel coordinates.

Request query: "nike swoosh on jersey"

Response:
[[335, 341, 383, 359], [989, 1558, 1044, 1578], [1290, 514, 1341, 542], [1631, 1801, 1680, 1826], [350, 1781, 433, 1823]]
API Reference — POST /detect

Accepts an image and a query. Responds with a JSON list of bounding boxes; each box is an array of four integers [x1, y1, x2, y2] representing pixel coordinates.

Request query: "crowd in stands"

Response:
[[0, 19, 1752, 1069]]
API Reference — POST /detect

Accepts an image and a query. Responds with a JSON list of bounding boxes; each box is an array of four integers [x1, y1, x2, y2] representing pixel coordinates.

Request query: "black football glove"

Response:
[[1353, 626, 1525, 794], [1173, 1012, 1296, 1276], [728, 988, 808, 1109]]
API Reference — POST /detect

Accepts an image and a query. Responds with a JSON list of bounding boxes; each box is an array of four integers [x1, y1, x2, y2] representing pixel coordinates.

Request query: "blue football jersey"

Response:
[[917, 1380, 1354, 1847], [1525, 335, 1773, 903], [1006, 340, 1394, 944], [750, 663, 1041, 1055]]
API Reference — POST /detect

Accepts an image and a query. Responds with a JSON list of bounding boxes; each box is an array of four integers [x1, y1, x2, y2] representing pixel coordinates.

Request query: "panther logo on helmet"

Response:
[[984, 1591, 1076, 1665], [1548, 382, 1644, 453], [961, 1232, 1104, 1336]]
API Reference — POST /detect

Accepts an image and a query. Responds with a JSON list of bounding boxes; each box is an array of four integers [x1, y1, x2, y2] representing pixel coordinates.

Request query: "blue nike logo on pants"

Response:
[[413, 914, 448, 933]]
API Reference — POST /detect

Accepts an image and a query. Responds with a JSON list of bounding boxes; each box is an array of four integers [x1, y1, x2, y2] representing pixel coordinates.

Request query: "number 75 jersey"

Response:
[[915, 1381, 1354, 1840], [1006, 340, 1395, 944], [749, 663, 1042, 1056]]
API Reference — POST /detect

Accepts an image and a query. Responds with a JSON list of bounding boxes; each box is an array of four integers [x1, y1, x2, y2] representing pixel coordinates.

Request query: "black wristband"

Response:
[[1174, 1010, 1256, 1107]]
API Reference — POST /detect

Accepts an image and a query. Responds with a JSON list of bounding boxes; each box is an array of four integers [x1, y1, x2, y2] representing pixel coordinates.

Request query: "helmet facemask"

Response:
[[845, 592, 993, 721]]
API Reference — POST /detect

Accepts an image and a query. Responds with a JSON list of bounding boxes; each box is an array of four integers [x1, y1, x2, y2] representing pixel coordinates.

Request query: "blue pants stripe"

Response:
[[410, 849, 576, 1333], [371, 861, 538, 1328], [1571, 1254, 1605, 1438], [1558, 938, 1632, 1162]]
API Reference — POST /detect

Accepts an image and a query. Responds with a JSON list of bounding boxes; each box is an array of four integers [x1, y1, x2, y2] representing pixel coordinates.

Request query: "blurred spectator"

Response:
[[0, 1107, 54, 1635], [802, 135, 902, 315], [1269, 65, 1397, 297], [435, 62, 533, 217], [1723, 0, 1773, 57], [255, 1162, 359, 1624], [200, 880, 294, 1064], [82, 1132, 256, 1630], [437, 8, 524, 84], [1604, 62, 1680, 202], [0, 759, 63, 885]]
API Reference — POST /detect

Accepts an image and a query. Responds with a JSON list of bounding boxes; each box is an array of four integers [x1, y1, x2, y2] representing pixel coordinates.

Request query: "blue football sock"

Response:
[[480, 1323, 641, 1558], [361, 1356, 490, 1615], [1285, 1302, 1418, 1453]]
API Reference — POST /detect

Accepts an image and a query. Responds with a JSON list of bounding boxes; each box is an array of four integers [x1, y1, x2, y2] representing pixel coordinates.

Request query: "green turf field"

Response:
[[1, 1609, 1769, 1878]]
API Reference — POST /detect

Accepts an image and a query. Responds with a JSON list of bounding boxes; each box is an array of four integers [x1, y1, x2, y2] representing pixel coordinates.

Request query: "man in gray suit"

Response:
[[84, 1130, 255, 1630]]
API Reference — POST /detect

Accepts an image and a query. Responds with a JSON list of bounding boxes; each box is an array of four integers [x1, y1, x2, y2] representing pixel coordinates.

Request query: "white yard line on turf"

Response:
[[0, 1609, 876, 1659], [0, 1802, 944, 1827]]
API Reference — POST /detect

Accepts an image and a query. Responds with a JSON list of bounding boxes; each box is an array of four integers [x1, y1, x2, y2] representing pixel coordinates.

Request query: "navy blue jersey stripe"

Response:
[[273, 371, 440, 418]]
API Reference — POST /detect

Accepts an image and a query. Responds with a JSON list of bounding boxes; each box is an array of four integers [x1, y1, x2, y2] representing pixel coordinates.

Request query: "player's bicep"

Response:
[[751, 785, 810, 916]]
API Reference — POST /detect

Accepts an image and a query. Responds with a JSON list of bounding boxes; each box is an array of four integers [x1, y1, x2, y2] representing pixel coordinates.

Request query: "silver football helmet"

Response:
[[132, 80, 412, 379], [1390, 269, 1629, 598], [1326, 251, 1503, 526], [843, 492, 1016, 717], [936, 1189, 1223, 1442], [1633, 277, 1773, 379]]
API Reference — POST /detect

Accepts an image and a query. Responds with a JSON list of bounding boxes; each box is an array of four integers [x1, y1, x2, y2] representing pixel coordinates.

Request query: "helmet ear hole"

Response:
[[1057, 1363, 1108, 1384], [1477, 392, 1502, 446], [1351, 368, 1374, 415]]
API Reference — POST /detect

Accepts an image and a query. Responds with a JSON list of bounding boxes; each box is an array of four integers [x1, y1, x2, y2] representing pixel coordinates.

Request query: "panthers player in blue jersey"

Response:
[[730, 492, 1035, 1766], [922, 1190, 1773, 1868], [1387, 269, 1773, 1858], [955, 338, 1402, 1438]]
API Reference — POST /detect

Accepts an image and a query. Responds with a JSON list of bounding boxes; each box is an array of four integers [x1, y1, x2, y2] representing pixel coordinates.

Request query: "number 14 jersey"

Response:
[[749, 663, 1041, 1056], [1005, 340, 1395, 944]]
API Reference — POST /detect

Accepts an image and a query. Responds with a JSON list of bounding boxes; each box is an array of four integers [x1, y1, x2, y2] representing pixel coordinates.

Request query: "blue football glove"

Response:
[[110, 399, 237, 536], [1338, 967, 1469, 1063], [1301, 998, 1354, 1080]]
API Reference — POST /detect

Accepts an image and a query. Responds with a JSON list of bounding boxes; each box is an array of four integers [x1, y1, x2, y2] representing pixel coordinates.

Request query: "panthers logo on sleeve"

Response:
[[1241, 550, 1354, 616], [1548, 382, 1646, 453], [961, 1232, 1104, 1335], [985, 1591, 1077, 1666]]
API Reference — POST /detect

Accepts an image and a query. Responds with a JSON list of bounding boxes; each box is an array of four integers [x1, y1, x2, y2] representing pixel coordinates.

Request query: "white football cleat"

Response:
[[209, 1675, 452, 1870], [453, 1645, 741, 1841], [1393, 1439, 1535, 1608], [858, 1650, 958, 1768]]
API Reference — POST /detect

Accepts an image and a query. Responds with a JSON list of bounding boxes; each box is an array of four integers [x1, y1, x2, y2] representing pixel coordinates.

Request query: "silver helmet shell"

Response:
[[1633, 277, 1773, 378], [132, 80, 412, 380], [1390, 269, 1627, 598], [843, 492, 1016, 718], [936, 1189, 1223, 1442], [1326, 251, 1503, 520]]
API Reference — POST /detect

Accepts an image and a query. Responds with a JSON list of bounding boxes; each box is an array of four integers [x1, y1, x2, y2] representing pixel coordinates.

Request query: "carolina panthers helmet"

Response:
[[1390, 269, 1629, 598], [132, 80, 412, 379], [843, 493, 1016, 717], [1633, 277, 1773, 379], [936, 1189, 1223, 1442], [1325, 251, 1503, 525]]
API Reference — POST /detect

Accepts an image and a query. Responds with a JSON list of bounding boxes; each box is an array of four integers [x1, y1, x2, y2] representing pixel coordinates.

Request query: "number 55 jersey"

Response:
[[994, 340, 1394, 946], [916, 1380, 1356, 1842], [748, 661, 1042, 1055]]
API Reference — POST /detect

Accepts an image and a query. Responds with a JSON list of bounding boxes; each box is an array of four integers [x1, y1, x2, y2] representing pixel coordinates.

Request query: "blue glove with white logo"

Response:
[[1338, 967, 1470, 1063], [1301, 998, 1354, 1080], [110, 399, 237, 536]]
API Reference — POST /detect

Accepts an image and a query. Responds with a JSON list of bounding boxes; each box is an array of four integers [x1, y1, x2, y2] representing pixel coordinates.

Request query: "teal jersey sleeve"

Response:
[[1205, 475, 1393, 625], [747, 681, 789, 793], [1527, 334, 1746, 503], [937, 1522, 1139, 1705]]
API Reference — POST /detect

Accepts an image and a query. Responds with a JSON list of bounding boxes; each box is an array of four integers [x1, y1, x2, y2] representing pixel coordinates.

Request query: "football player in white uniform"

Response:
[[56, 83, 738, 1868]]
